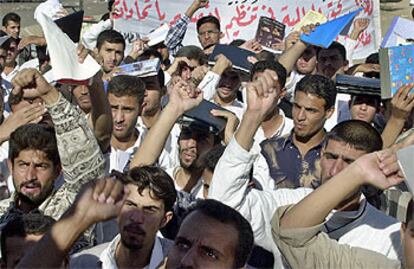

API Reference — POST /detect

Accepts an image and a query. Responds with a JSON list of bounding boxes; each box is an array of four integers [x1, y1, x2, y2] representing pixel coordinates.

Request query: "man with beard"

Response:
[[166, 126, 217, 194], [1, 36, 19, 85], [69, 167, 176, 268], [208, 70, 401, 267], [0, 69, 105, 244], [107, 75, 170, 173]]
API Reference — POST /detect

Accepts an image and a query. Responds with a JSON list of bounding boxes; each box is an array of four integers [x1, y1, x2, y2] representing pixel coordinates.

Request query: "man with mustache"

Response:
[[166, 126, 217, 194], [68, 167, 176, 268], [0, 68, 105, 246], [107, 75, 170, 173]]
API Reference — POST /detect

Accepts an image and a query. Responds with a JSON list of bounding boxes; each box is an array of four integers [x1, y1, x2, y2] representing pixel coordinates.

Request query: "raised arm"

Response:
[[12, 69, 105, 218], [382, 84, 414, 148], [129, 79, 203, 168], [164, 0, 209, 56], [87, 71, 113, 153], [16, 177, 126, 269], [279, 149, 404, 229]]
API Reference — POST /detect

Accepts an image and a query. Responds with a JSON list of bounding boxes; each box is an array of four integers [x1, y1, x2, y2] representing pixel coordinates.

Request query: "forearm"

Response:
[[235, 111, 262, 151], [46, 93, 105, 186], [280, 162, 364, 229], [89, 74, 113, 152], [382, 117, 405, 148], [130, 104, 181, 168], [278, 41, 307, 74]]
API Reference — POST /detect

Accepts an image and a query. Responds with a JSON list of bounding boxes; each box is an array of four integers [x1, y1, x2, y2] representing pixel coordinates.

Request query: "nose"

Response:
[[179, 246, 197, 268], [129, 208, 145, 223], [114, 109, 124, 123], [25, 164, 37, 181], [297, 107, 306, 121], [329, 158, 345, 178], [360, 103, 367, 111], [80, 86, 88, 95]]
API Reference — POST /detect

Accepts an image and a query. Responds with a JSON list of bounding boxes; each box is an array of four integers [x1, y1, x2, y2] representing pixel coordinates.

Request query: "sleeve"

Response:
[[271, 205, 402, 269], [82, 19, 113, 50], [342, 38, 358, 66], [44, 93, 105, 219], [164, 15, 191, 57], [197, 71, 220, 101], [208, 137, 310, 251]]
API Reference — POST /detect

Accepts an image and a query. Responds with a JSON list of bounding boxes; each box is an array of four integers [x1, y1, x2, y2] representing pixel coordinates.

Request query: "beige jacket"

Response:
[[271, 205, 402, 269]]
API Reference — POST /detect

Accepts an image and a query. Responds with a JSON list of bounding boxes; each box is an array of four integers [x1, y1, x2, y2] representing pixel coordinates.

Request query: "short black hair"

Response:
[[1, 212, 55, 265], [96, 29, 125, 51], [183, 199, 254, 268], [196, 16, 220, 32], [250, 60, 287, 89], [295, 74, 337, 110], [175, 45, 207, 66], [9, 124, 60, 166], [326, 120, 382, 153], [317, 41, 347, 62], [107, 75, 146, 106], [2, 13, 20, 27], [126, 166, 177, 213], [200, 145, 226, 172]]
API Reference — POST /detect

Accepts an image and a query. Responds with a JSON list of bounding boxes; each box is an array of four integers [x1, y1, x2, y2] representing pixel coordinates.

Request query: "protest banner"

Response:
[[113, 0, 381, 60]]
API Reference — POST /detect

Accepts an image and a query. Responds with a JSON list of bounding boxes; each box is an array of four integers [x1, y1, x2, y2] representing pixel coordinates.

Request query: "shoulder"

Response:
[[158, 237, 174, 255], [70, 242, 109, 268]]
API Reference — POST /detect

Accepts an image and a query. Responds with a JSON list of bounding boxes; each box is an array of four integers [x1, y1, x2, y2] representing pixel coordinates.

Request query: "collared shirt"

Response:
[[1, 64, 20, 83], [99, 235, 164, 269], [109, 128, 172, 173], [260, 132, 324, 189]]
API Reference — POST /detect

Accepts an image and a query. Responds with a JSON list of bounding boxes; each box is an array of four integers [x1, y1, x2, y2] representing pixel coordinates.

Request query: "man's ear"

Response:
[[7, 159, 12, 174], [219, 32, 224, 40], [279, 87, 286, 98], [160, 211, 174, 228], [401, 223, 407, 242], [325, 107, 335, 120]]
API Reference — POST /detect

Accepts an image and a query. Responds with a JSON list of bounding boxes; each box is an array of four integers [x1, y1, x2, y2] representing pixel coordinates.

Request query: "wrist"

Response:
[[42, 87, 60, 105], [211, 64, 227, 75], [185, 3, 198, 17], [164, 103, 184, 118]]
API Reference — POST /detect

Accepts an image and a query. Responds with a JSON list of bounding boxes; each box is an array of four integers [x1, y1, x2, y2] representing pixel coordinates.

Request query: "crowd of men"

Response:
[[0, 0, 414, 268]]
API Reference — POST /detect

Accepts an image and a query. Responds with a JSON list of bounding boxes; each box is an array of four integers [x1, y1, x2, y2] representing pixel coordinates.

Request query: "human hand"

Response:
[[12, 68, 58, 104], [129, 38, 149, 60], [390, 84, 414, 121], [71, 177, 128, 227], [193, 0, 209, 9], [210, 109, 239, 145], [239, 39, 263, 53], [245, 69, 280, 119], [353, 18, 369, 34], [190, 65, 209, 85], [0, 103, 46, 139], [167, 78, 203, 114], [212, 54, 232, 75], [284, 31, 300, 50], [353, 149, 404, 190], [18, 36, 46, 50]]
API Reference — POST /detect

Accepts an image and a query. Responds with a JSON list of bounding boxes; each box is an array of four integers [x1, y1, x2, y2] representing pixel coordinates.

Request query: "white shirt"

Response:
[[109, 129, 171, 173], [99, 235, 165, 269], [209, 137, 402, 268]]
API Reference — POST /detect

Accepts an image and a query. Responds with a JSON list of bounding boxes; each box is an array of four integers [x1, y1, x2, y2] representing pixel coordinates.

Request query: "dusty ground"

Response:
[[0, 0, 413, 39]]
